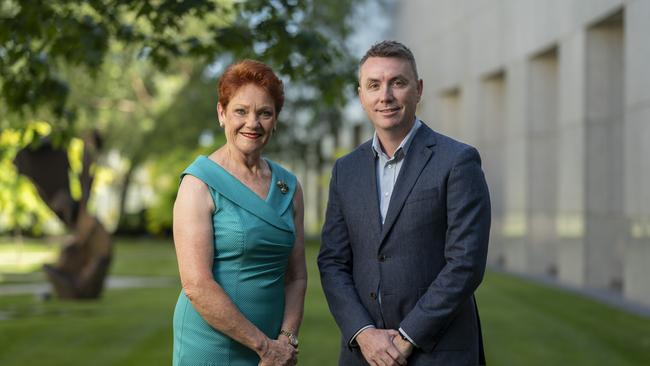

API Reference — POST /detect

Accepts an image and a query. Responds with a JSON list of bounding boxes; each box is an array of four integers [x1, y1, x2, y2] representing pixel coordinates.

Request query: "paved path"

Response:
[[3, 270, 649, 319], [0, 276, 178, 296]]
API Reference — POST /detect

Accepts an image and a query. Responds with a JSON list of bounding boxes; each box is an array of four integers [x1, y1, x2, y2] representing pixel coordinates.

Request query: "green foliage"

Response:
[[0, 0, 358, 135], [143, 143, 220, 236], [0, 0, 226, 121], [1, 0, 363, 235]]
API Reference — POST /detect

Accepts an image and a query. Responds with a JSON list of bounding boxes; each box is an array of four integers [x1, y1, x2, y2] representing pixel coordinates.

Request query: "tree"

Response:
[[1, 0, 358, 131], [0, 0, 361, 298]]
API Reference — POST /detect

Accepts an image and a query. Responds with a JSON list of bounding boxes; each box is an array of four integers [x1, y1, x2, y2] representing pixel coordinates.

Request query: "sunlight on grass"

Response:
[[0, 244, 57, 274]]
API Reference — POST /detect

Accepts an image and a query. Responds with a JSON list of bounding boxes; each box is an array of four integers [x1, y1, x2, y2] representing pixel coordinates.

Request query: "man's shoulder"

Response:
[[423, 125, 464, 148], [428, 127, 478, 157]]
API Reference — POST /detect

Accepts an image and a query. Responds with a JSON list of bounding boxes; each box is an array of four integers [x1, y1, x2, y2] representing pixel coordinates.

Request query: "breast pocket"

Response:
[[405, 187, 439, 205], [402, 187, 442, 226]]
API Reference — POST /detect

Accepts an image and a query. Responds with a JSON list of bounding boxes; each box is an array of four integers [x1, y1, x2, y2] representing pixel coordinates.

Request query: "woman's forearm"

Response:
[[280, 278, 307, 334], [184, 279, 269, 355], [281, 180, 307, 337]]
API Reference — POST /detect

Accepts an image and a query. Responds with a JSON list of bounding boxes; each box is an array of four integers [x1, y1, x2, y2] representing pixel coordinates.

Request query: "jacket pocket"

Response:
[[405, 187, 438, 205]]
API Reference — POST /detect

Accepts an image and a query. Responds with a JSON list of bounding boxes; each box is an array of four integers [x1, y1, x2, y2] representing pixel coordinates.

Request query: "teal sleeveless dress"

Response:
[[173, 156, 296, 366]]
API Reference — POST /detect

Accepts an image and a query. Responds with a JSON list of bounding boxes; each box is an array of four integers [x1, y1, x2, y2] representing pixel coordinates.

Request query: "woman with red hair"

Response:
[[172, 60, 305, 366]]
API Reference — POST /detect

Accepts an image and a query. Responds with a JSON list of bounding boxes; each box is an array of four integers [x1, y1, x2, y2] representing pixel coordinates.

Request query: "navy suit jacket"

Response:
[[318, 123, 490, 365]]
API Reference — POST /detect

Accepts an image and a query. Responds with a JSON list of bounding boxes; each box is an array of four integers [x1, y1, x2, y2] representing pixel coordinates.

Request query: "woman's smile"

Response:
[[240, 131, 262, 139]]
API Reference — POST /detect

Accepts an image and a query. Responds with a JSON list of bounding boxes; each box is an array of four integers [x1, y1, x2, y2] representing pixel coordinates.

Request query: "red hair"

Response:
[[218, 59, 285, 115]]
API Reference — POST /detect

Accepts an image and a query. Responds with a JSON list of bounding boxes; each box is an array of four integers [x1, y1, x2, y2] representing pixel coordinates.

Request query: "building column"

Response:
[[479, 72, 506, 266], [502, 61, 529, 272], [526, 47, 559, 276], [623, 0, 650, 305], [584, 11, 625, 290], [556, 31, 587, 286]]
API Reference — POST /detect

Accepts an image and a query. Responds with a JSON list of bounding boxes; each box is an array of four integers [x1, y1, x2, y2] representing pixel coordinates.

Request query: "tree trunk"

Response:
[[116, 160, 137, 229]]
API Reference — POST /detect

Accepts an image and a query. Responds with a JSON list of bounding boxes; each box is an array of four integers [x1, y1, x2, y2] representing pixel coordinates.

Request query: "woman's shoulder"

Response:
[[265, 158, 297, 184], [180, 155, 223, 188]]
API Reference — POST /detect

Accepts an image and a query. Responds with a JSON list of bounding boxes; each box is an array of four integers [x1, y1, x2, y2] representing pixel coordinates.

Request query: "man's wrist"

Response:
[[349, 325, 375, 347], [398, 327, 418, 348], [397, 334, 413, 347], [394, 332, 414, 357], [399, 332, 411, 344]]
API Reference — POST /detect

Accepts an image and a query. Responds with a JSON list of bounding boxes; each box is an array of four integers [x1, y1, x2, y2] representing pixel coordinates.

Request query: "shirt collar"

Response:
[[372, 118, 422, 159]]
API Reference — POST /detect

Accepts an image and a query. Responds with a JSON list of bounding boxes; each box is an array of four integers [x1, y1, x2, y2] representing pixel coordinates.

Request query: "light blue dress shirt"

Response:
[[372, 119, 422, 224]]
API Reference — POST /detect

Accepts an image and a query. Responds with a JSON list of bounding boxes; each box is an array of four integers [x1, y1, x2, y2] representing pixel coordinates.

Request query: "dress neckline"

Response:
[[199, 155, 275, 203]]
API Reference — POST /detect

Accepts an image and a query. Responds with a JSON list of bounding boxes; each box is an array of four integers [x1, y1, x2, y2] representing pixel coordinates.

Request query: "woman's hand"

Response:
[[258, 338, 297, 366]]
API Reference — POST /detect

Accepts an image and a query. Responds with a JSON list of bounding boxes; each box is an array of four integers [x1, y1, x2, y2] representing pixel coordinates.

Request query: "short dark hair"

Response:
[[218, 59, 285, 115], [359, 40, 419, 79]]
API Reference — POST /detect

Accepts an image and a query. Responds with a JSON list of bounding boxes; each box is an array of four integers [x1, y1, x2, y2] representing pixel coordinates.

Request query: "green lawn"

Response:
[[478, 271, 650, 366], [109, 237, 179, 278], [0, 238, 58, 276], [1, 238, 649, 365]]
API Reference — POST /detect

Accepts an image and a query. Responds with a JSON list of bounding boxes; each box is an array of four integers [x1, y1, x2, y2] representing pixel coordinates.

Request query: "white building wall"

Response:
[[391, 0, 650, 305]]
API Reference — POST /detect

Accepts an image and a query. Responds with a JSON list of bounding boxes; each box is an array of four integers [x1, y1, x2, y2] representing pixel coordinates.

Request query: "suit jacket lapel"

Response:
[[379, 125, 437, 244], [359, 143, 383, 242]]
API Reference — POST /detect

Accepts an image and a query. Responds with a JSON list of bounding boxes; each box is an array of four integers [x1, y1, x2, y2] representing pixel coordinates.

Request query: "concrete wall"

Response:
[[391, 0, 650, 305]]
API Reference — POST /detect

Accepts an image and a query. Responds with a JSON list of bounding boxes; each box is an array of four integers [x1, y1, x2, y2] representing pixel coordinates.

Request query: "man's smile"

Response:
[[377, 106, 401, 115]]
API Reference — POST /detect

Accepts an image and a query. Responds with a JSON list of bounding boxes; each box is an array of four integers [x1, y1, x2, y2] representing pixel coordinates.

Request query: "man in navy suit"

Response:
[[318, 40, 491, 366]]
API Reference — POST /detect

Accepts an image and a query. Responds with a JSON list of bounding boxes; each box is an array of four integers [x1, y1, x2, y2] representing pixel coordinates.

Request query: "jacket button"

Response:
[[370, 292, 377, 299], [378, 254, 386, 262]]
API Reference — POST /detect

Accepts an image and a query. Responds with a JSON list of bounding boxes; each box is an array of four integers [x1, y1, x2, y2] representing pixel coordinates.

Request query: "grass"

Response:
[[0, 287, 177, 366], [1, 237, 649, 365], [0, 237, 177, 284], [0, 239, 58, 275], [109, 237, 179, 278], [478, 271, 650, 366]]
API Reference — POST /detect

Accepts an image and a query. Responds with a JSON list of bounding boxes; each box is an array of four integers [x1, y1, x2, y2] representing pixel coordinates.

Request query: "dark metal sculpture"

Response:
[[13, 131, 112, 299]]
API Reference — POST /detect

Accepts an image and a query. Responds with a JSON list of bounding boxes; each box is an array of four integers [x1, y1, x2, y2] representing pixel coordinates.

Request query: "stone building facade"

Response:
[[389, 0, 650, 305]]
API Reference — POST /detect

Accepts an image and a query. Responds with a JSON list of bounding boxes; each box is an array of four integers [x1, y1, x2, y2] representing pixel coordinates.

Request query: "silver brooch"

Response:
[[276, 180, 289, 194]]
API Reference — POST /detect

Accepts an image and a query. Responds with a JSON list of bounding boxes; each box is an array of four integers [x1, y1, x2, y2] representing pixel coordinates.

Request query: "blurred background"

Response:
[[1, 0, 649, 365]]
